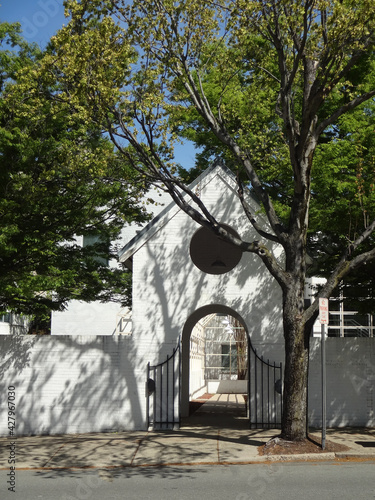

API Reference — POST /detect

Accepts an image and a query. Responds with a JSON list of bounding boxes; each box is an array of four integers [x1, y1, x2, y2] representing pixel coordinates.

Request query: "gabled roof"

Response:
[[118, 162, 258, 268]]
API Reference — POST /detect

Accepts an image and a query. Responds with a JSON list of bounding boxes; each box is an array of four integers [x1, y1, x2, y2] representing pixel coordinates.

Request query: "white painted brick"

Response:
[[0, 335, 146, 436]]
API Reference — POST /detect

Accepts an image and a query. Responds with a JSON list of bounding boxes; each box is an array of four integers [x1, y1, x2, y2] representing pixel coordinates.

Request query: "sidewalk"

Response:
[[1, 395, 374, 470]]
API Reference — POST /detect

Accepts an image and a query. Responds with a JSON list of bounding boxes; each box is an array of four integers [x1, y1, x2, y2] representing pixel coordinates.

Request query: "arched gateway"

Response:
[[181, 304, 249, 419], [120, 163, 285, 431], [146, 304, 283, 430]]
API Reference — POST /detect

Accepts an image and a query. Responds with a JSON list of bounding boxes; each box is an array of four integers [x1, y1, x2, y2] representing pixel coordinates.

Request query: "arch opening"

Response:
[[181, 305, 249, 426]]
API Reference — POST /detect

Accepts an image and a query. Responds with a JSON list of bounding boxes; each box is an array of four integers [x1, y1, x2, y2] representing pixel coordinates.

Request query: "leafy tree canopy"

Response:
[[0, 22, 149, 318]]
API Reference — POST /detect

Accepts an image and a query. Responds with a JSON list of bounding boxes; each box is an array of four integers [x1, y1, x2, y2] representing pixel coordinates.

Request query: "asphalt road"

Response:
[[1, 461, 375, 500]]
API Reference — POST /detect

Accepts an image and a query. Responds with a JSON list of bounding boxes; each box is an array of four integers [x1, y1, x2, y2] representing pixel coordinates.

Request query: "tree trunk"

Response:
[[281, 287, 310, 441]]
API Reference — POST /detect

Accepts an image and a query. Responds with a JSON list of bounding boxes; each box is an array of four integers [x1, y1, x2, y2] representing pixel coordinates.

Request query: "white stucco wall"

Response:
[[120, 167, 287, 418]]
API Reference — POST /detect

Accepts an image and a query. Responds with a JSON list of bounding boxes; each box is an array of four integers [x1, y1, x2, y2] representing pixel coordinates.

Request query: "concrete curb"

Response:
[[264, 452, 337, 462], [1, 453, 374, 471], [334, 452, 375, 460]]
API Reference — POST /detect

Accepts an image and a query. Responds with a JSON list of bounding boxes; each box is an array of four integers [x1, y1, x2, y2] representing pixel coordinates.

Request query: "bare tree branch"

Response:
[[317, 90, 375, 137], [237, 177, 281, 243]]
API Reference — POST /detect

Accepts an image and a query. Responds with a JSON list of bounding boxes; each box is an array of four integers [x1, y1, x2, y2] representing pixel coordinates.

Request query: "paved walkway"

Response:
[[1, 395, 374, 470]]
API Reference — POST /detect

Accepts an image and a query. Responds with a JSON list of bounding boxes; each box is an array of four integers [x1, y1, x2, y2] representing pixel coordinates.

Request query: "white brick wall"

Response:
[[308, 338, 375, 427], [51, 301, 128, 336], [0, 335, 146, 436], [131, 170, 285, 367], [0, 335, 373, 436]]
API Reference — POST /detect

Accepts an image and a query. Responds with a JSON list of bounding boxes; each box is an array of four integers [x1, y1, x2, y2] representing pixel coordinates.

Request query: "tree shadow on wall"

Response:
[[0, 333, 37, 380], [140, 219, 284, 367], [0, 335, 144, 438]]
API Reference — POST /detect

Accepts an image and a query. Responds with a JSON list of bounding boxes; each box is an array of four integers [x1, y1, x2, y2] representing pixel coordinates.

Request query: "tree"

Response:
[[0, 22, 148, 319], [46, 0, 375, 440], [172, 48, 375, 312]]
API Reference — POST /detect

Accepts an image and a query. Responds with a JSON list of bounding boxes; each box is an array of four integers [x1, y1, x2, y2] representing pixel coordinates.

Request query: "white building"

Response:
[[0, 163, 374, 436]]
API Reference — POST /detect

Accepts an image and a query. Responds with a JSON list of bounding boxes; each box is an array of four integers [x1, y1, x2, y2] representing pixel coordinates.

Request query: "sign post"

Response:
[[319, 298, 329, 450]]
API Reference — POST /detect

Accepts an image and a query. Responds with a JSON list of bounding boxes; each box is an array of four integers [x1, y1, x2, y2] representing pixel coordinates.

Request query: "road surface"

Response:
[[1, 460, 375, 500]]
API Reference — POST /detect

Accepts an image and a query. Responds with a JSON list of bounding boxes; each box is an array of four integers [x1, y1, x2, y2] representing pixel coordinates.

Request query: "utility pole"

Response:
[[319, 298, 329, 450]]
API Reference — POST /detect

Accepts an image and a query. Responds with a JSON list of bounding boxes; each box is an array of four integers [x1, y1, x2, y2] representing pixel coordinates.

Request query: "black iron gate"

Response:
[[146, 336, 282, 430], [248, 340, 283, 428], [146, 339, 181, 430]]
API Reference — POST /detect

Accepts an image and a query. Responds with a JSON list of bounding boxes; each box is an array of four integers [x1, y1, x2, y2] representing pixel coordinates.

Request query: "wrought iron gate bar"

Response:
[[267, 359, 270, 426], [273, 361, 276, 426], [261, 356, 264, 425], [147, 339, 181, 430], [248, 341, 283, 429]]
